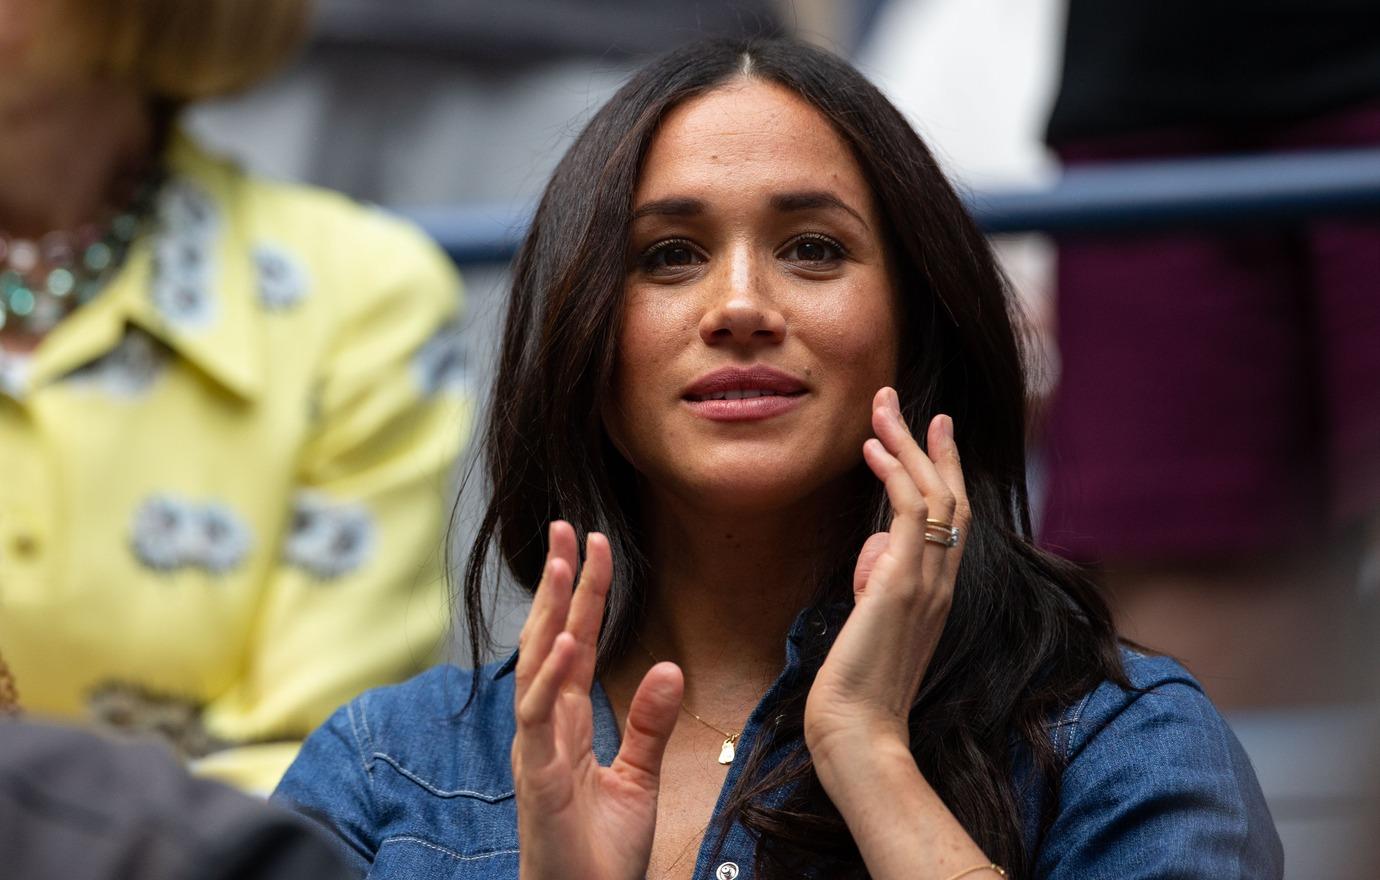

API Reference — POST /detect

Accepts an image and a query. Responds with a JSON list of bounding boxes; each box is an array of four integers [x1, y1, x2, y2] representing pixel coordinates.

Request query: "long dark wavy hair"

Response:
[[455, 37, 1126, 879]]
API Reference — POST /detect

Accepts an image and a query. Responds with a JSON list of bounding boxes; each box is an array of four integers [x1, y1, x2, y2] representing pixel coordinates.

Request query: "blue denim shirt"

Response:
[[274, 616, 1282, 880]]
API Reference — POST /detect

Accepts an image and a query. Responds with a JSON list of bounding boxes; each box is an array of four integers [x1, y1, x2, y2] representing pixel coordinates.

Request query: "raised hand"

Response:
[[512, 521, 685, 880], [804, 387, 970, 767]]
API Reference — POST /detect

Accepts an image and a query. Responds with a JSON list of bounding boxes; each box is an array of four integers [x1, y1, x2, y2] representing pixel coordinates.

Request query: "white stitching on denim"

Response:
[[346, 701, 372, 775], [1056, 653, 1152, 756], [358, 692, 378, 756], [1057, 690, 1096, 760], [372, 752, 515, 801], [380, 836, 519, 862]]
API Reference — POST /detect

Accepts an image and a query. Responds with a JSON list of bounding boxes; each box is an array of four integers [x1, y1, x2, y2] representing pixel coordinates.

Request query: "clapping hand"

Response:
[[512, 521, 685, 880], [805, 387, 969, 767]]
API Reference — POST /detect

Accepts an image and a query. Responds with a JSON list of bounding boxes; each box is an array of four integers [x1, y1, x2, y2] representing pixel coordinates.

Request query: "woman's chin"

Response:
[[663, 464, 842, 515]]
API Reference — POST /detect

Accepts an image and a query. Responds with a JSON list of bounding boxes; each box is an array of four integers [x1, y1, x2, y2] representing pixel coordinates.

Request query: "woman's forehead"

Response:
[[634, 80, 872, 207]]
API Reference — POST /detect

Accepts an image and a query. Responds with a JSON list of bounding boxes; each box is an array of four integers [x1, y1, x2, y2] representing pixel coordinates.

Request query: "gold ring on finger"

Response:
[[923, 525, 960, 548]]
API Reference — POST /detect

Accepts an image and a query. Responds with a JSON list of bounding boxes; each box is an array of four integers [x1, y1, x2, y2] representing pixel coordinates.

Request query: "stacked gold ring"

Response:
[[923, 518, 960, 548]]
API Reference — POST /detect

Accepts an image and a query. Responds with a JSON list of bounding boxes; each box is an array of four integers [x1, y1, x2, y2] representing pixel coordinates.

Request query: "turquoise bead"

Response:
[[83, 242, 113, 271], [8, 286, 35, 316], [47, 268, 75, 297]]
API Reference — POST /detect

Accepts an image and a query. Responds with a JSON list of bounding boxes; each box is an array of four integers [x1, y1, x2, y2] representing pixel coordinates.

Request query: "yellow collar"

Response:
[[27, 132, 262, 402]]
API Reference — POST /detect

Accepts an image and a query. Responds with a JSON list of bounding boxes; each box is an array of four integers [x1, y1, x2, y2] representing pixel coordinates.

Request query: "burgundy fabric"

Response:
[[1039, 102, 1380, 563]]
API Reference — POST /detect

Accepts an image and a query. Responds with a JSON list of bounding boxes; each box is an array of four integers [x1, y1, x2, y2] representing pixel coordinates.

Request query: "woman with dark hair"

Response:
[[274, 38, 1281, 879]]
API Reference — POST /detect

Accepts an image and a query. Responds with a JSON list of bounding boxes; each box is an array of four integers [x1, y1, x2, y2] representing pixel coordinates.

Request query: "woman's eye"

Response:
[[781, 234, 845, 265], [640, 239, 704, 275]]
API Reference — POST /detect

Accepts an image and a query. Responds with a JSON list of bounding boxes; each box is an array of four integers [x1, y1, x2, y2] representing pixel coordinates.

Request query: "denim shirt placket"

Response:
[[587, 608, 825, 880]]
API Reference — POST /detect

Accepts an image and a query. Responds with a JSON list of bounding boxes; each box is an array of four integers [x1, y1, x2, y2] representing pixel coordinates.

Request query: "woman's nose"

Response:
[[697, 249, 787, 346]]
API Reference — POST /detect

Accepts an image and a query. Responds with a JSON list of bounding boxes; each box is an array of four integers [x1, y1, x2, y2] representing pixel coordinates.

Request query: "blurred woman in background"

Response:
[[0, 0, 469, 792], [1039, 0, 1380, 710]]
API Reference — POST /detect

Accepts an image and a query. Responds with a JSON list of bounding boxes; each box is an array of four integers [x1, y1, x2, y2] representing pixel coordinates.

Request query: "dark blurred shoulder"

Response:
[[0, 718, 354, 880]]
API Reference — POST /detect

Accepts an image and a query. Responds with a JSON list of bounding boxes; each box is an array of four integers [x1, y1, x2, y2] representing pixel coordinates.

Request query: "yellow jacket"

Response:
[[0, 134, 469, 793]]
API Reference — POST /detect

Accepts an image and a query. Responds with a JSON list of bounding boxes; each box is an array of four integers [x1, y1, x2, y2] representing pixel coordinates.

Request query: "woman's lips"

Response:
[[680, 365, 808, 422], [682, 391, 806, 422]]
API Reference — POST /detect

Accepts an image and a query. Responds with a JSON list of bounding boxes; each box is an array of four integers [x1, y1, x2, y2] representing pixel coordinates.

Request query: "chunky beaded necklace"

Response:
[[0, 164, 165, 336]]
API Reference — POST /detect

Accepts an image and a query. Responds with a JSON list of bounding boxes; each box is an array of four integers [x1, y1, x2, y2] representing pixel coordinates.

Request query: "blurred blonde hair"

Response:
[[48, 0, 313, 100]]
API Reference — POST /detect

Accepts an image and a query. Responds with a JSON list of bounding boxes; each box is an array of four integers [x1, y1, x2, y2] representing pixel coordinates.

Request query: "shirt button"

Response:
[[714, 862, 740, 880]]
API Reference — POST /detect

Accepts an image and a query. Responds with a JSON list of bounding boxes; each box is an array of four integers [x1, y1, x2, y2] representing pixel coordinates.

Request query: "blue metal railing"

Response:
[[973, 147, 1380, 234], [402, 147, 1380, 266]]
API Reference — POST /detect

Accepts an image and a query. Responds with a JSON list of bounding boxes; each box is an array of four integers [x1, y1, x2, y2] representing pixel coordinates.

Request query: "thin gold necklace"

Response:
[[636, 637, 740, 764]]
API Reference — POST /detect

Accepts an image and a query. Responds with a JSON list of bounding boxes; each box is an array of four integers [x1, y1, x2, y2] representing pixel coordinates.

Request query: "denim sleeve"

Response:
[[1037, 669, 1283, 879], [271, 701, 377, 876]]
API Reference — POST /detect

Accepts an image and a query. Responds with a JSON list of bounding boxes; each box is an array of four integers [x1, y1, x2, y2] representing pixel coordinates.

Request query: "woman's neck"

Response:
[[610, 482, 851, 715], [0, 76, 154, 238]]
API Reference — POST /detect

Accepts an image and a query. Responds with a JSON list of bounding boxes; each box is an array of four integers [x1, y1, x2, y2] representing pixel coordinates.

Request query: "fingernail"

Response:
[[941, 415, 954, 442], [886, 387, 901, 413]]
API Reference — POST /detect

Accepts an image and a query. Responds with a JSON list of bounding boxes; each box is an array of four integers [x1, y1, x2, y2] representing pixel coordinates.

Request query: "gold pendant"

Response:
[[717, 734, 739, 765]]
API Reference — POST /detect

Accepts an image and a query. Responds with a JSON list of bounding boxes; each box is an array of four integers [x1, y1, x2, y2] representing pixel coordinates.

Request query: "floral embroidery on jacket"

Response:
[[130, 494, 252, 574], [64, 328, 169, 396], [195, 503, 255, 574], [253, 243, 311, 311], [282, 491, 374, 580], [149, 180, 219, 329], [0, 349, 31, 399], [158, 178, 218, 233]]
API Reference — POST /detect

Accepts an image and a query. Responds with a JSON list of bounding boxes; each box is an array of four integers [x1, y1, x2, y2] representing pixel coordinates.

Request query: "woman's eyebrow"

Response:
[[631, 197, 705, 219], [630, 191, 869, 229], [770, 190, 869, 230]]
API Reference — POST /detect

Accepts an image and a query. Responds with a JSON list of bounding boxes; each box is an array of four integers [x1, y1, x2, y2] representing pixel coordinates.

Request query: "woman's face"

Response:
[[0, 2, 93, 102], [606, 79, 900, 514], [0, 1, 46, 87]]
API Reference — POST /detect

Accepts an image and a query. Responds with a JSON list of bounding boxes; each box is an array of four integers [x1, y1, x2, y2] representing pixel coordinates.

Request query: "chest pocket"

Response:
[[371, 836, 519, 879], [367, 749, 521, 879]]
